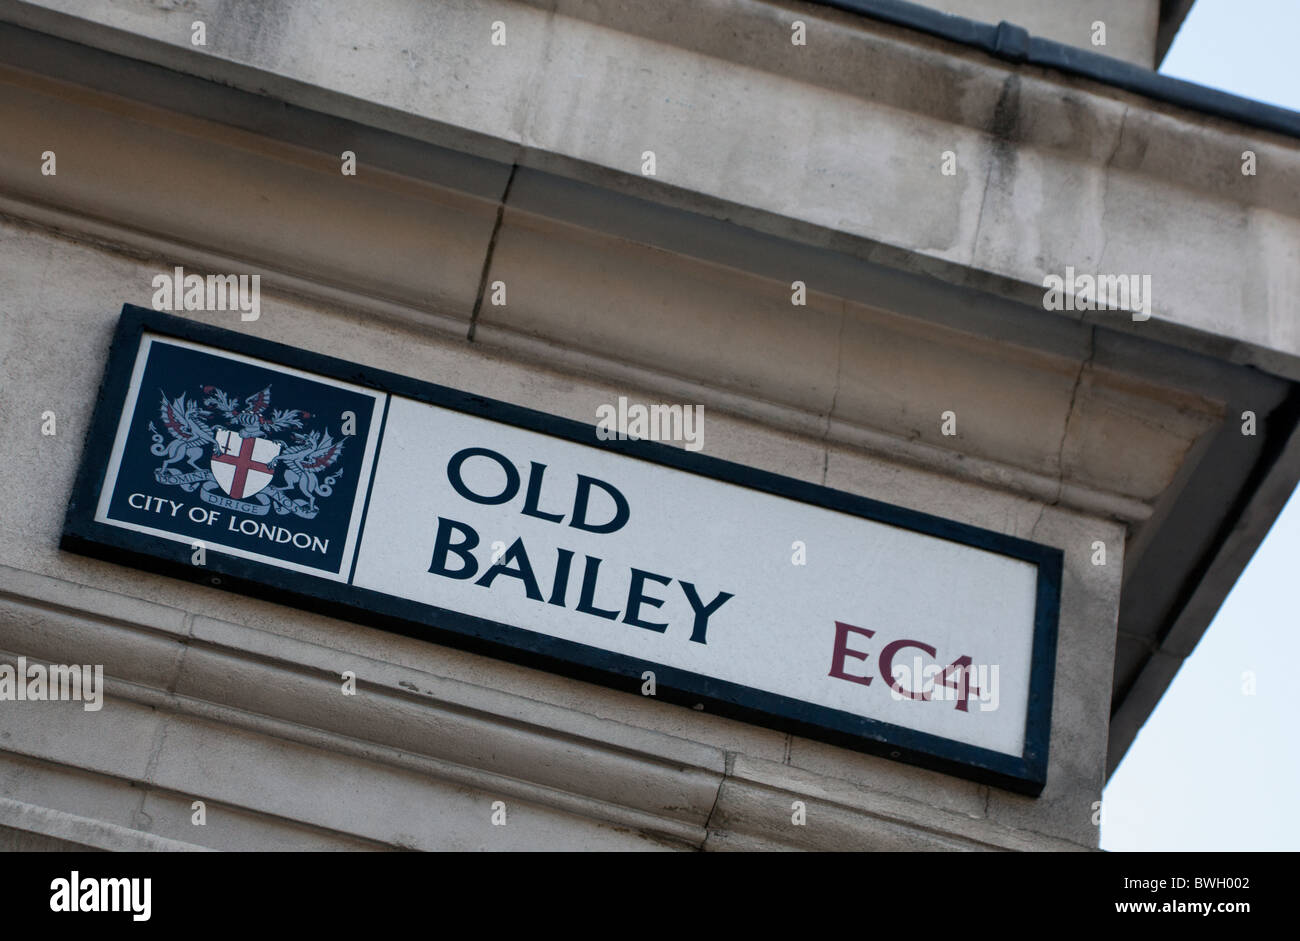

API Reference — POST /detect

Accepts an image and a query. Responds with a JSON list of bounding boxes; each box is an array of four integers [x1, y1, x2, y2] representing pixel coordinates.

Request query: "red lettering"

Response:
[[879, 638, 937, 700], [828, 621, 875, 687], [936, 655, 981, 712]]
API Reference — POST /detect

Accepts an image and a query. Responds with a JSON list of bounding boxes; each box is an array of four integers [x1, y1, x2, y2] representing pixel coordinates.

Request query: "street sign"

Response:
[[64, 306, 1061, 794]]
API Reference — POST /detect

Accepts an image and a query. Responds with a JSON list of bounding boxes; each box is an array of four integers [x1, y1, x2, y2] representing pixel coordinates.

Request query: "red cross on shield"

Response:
[[211, 429, 280, 500]]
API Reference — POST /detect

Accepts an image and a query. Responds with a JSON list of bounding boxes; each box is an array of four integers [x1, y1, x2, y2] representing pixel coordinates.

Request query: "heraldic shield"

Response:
[[211, 428, 280, 500]]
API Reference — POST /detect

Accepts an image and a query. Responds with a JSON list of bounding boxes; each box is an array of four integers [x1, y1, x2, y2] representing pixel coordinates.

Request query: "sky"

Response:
[[1100, 0, 1300, 852]]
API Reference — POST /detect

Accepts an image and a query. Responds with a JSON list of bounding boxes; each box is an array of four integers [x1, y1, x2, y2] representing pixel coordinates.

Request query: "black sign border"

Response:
[[63, 305, 1062, 796]]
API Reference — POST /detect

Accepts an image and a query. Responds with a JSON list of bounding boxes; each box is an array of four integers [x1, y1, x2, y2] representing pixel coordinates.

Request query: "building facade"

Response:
[[1, 0, 1298, 851]]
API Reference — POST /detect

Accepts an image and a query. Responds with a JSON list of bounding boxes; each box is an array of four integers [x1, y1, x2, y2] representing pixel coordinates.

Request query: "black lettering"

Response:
[[680, 581, 734, 644], [428, 517, 480, 578], [474, 537, 544, 600], [570, 475, 630, 534], [622, 568, 672, 633], [447, 447, 520, 505], [521, 461, 566, 523], [576, 555, 620, 620], [548, 548, 575, 607]]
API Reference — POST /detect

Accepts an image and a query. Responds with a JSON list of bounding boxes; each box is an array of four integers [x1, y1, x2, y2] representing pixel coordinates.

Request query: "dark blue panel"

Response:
[[103, 339, 376, 574]]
